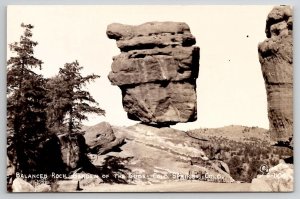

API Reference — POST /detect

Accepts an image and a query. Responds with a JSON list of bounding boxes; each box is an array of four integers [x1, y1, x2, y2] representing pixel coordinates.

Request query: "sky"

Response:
[[7, 5, 274, 130]]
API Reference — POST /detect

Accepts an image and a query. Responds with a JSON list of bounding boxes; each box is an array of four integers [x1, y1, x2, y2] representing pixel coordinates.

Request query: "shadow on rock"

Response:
[[81, 155, 133, 184]]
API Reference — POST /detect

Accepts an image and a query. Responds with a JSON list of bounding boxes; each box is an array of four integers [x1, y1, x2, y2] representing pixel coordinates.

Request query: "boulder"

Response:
[[83, 122, 125, 155], [12, 178, 34, 192], [250, 161, 293, 192], [84, 122, 115, 148], [106, 22, 199, 125], [258, 6, 293, 142], [58, 133, 87, 170]]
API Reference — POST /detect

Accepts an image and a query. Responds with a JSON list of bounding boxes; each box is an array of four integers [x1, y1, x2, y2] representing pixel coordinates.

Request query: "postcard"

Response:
[[6, 5, 293, 192]]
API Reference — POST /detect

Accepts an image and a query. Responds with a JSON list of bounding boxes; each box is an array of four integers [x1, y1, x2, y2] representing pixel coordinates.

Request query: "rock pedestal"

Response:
[[258, 6, 293, 142], [106, 22, 200, 125]]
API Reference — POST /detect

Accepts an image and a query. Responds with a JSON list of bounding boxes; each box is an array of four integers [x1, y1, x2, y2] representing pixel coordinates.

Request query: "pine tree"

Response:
[[46, 61, 105, 134], [45, 75, 69, 134], [7, 23, 49, 174]]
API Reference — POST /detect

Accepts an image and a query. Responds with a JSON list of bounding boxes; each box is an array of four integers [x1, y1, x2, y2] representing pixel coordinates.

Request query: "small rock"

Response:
[[12, 178, 34, 192]]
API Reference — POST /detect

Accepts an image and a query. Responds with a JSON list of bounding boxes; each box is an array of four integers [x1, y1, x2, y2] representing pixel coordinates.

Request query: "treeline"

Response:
[[7, 23, 105, 175]]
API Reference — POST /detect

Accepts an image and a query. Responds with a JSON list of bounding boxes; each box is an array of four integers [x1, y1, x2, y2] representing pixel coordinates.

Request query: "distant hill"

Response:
[[84, 123, 269, 142], [187, 125, 270, 142]]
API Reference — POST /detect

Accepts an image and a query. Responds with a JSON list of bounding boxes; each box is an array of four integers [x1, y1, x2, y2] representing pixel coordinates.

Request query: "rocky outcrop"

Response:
[[258, 6, 293, 142], [250, 161, 293, 192], [58, 133, 87, 170], [7, 134, 67, 176], [11, 178, 51, 192], [92, 124, 235, 184], [83, 122, 125, 155], [106, 22, 200, 125]]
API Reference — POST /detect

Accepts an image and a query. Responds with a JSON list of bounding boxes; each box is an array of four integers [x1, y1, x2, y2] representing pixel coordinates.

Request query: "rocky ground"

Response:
[[9, 121, 293, 192], [49, 122, 292, 192], [52, 122, 235, 192]]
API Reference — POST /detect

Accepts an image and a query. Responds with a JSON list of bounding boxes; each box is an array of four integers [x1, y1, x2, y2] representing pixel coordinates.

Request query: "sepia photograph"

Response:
[[6, 5, 293, 192]]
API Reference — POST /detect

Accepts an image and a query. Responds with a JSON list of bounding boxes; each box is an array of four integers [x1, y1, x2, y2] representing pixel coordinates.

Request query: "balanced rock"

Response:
[[107, 22, 199, 125], [258, 6, 293, 142]]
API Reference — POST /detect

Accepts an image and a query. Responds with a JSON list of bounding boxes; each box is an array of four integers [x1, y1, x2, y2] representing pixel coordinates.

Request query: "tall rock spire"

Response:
[[258, 6, 293, 142]]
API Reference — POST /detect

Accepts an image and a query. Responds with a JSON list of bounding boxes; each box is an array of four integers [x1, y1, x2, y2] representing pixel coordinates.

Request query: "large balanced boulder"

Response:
[[106, 22, 200, 125], [258, 6, 293, 142]]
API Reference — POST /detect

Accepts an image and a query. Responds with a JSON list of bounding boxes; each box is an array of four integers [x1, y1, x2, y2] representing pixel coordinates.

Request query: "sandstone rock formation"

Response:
[[83, 122, 125, 155], [258, 6, 293, 142], [58, 133, 87, 170], [250, 161, 293, 192], [106, 22, 200, 125], [93, 124, 234, 184]]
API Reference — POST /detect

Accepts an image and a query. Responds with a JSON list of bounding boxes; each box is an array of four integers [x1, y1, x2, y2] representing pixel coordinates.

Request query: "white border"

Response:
[[0, 0, 298, 198]]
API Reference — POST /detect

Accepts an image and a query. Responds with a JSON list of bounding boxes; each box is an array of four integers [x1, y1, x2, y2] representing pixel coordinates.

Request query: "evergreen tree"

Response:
[[46, 61, 105, 134], [45, 75, 69, 134], [7, 23, 49, 174]]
